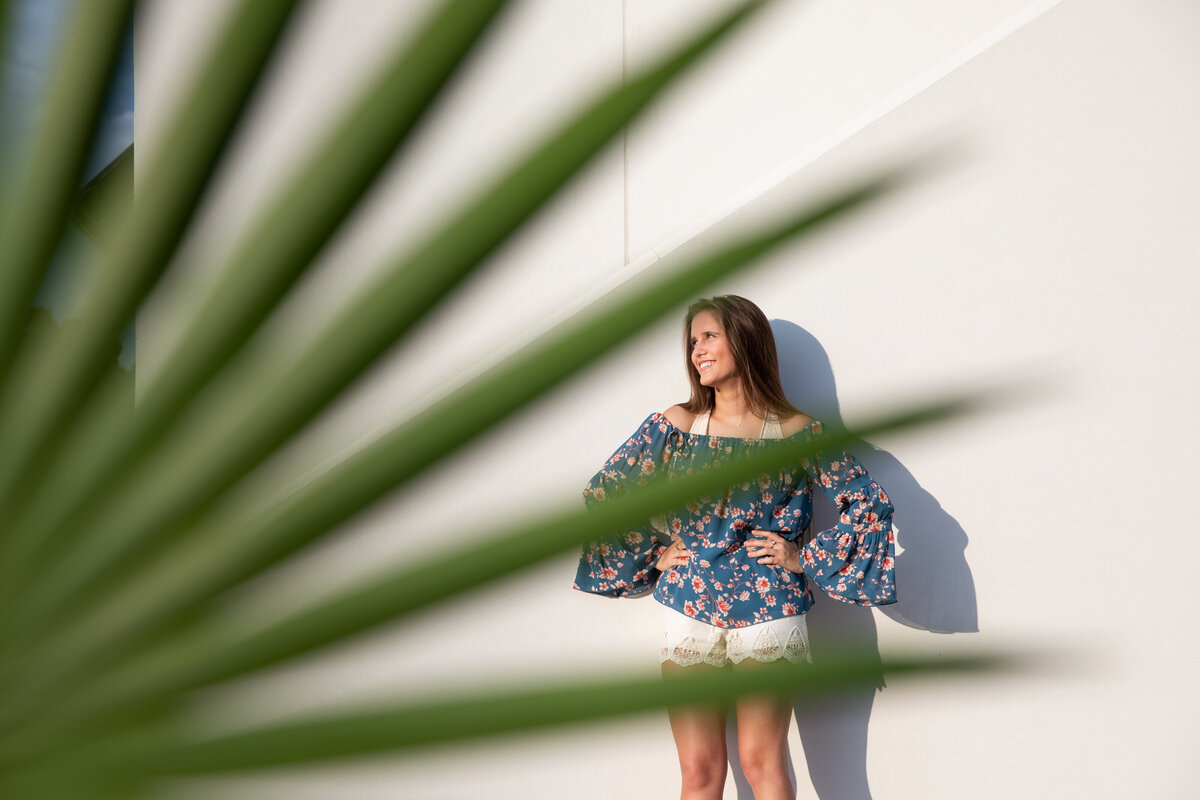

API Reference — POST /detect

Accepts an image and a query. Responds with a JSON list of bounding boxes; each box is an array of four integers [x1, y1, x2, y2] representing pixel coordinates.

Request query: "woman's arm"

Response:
[[574, 413, 678, 598], [798, 423, 897, 606]]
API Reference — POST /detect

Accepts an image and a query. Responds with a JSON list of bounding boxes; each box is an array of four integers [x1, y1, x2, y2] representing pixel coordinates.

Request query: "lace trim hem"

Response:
[[660, 626, 811, 667], [660, 635, 728, 668]]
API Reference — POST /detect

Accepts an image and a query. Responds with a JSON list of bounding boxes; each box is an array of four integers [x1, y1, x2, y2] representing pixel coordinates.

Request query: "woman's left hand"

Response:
[[745, 530, 802, 573]]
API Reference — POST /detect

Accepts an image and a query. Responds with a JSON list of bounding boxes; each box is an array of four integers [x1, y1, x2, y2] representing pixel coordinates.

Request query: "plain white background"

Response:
[[140, 1, 1200, 797]]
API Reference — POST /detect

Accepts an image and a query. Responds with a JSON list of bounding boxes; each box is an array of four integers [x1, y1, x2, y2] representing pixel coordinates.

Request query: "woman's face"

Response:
[[689, 310, 738, 388]]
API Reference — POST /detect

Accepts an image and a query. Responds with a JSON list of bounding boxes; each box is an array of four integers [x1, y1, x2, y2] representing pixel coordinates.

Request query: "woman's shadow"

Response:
[[725, 320, 978, 800]]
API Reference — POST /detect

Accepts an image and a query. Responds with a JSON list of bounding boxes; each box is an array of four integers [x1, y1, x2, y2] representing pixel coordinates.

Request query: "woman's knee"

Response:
[[737, 738, 787, 784], [678, 749, 727, 791]]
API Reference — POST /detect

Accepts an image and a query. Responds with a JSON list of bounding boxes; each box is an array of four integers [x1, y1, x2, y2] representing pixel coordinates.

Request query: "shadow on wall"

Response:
[[764, 319, 978, 800], [771, 320, 978, 636]]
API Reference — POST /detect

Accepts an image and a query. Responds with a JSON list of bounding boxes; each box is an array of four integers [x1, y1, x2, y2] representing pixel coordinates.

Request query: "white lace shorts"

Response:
[[660, 607, 812, 668]]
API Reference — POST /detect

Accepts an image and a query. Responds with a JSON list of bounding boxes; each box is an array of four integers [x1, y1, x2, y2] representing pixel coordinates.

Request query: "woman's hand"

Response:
[[745, 530, 802, 573], [656, 535, 690, 571]]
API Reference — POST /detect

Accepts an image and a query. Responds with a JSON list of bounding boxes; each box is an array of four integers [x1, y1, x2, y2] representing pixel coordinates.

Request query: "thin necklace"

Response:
[[719, 407, 749, 427]]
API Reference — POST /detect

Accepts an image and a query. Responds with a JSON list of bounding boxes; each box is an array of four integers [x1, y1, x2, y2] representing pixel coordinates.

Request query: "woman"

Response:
[[574, 295, 896, 800]]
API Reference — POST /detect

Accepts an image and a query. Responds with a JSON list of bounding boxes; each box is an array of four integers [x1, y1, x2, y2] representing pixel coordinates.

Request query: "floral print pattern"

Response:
[[574, 412, 897, 627]]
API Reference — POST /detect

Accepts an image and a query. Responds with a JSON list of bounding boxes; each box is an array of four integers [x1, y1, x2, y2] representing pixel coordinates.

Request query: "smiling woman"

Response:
[[682, 295, 800, 433], [575, 295, 898, 800]]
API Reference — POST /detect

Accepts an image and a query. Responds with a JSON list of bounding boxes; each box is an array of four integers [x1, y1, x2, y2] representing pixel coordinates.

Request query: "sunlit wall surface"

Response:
[[139, 1, 1199, 797]]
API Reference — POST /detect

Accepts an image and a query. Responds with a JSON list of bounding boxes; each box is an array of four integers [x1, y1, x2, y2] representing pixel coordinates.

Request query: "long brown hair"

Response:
[[681, 295, 799, 418]]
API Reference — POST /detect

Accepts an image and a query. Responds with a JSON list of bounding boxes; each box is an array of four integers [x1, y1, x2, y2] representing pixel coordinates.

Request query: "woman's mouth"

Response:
[[697, 360, 715, 371]]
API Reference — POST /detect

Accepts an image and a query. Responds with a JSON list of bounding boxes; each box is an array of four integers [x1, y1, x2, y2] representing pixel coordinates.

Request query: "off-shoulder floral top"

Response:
[[573, 412, 897, 627]]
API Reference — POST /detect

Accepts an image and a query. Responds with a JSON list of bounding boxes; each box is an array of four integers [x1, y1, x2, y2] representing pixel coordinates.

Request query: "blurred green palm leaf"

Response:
[[0, 1, 997, 796]]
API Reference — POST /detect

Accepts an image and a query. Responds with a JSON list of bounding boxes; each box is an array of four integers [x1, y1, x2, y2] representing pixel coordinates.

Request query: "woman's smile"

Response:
[[690, 310, 734, 386]]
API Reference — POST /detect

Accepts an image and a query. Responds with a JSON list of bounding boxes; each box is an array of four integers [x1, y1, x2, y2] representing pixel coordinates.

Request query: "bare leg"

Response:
[[733, 660, 796, 800], [663, 661, 728, 800]]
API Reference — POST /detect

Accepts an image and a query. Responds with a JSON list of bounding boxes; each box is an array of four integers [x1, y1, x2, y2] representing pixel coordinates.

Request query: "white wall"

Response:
[[140, 1, 1200, 798]]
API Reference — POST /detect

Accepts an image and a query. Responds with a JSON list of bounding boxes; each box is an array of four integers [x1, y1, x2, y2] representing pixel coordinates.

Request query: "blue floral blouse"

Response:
[[574, 412, 897, 627]]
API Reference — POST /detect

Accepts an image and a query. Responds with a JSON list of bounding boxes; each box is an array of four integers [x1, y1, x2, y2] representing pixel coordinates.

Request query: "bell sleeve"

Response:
[[573, 414, 675, 598], [797, 423, 898, 606]]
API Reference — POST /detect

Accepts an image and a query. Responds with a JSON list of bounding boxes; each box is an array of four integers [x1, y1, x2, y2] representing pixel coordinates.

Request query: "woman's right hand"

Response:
[[656, 535, 690, 571]]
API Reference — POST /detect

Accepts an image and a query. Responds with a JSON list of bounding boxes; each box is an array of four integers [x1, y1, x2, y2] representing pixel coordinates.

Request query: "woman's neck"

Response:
[[711, 382, 752, 420]]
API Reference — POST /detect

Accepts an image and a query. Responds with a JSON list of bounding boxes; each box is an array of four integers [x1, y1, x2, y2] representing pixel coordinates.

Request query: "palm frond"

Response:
[[3, 0, 766, 641], [0, 0, 1002, 794]]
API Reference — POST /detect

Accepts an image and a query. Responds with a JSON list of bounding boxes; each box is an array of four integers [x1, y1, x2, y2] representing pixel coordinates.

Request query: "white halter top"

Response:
[[690, 410, 784, 439]]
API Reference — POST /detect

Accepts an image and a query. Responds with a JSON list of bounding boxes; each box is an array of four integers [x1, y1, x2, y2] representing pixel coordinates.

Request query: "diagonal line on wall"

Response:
[[260, 0, 1066, 501], [447, 0, 1070, 372], [645, 0, 1068, 262]]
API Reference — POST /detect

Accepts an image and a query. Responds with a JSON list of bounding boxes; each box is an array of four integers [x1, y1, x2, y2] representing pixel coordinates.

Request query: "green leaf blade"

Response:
[[87, 652, 1005, 776]]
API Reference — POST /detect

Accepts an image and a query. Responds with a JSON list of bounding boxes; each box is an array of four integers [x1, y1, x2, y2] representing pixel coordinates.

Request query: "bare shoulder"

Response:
[[663, 404, 696, 431], [779, 411, 815, 437]]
